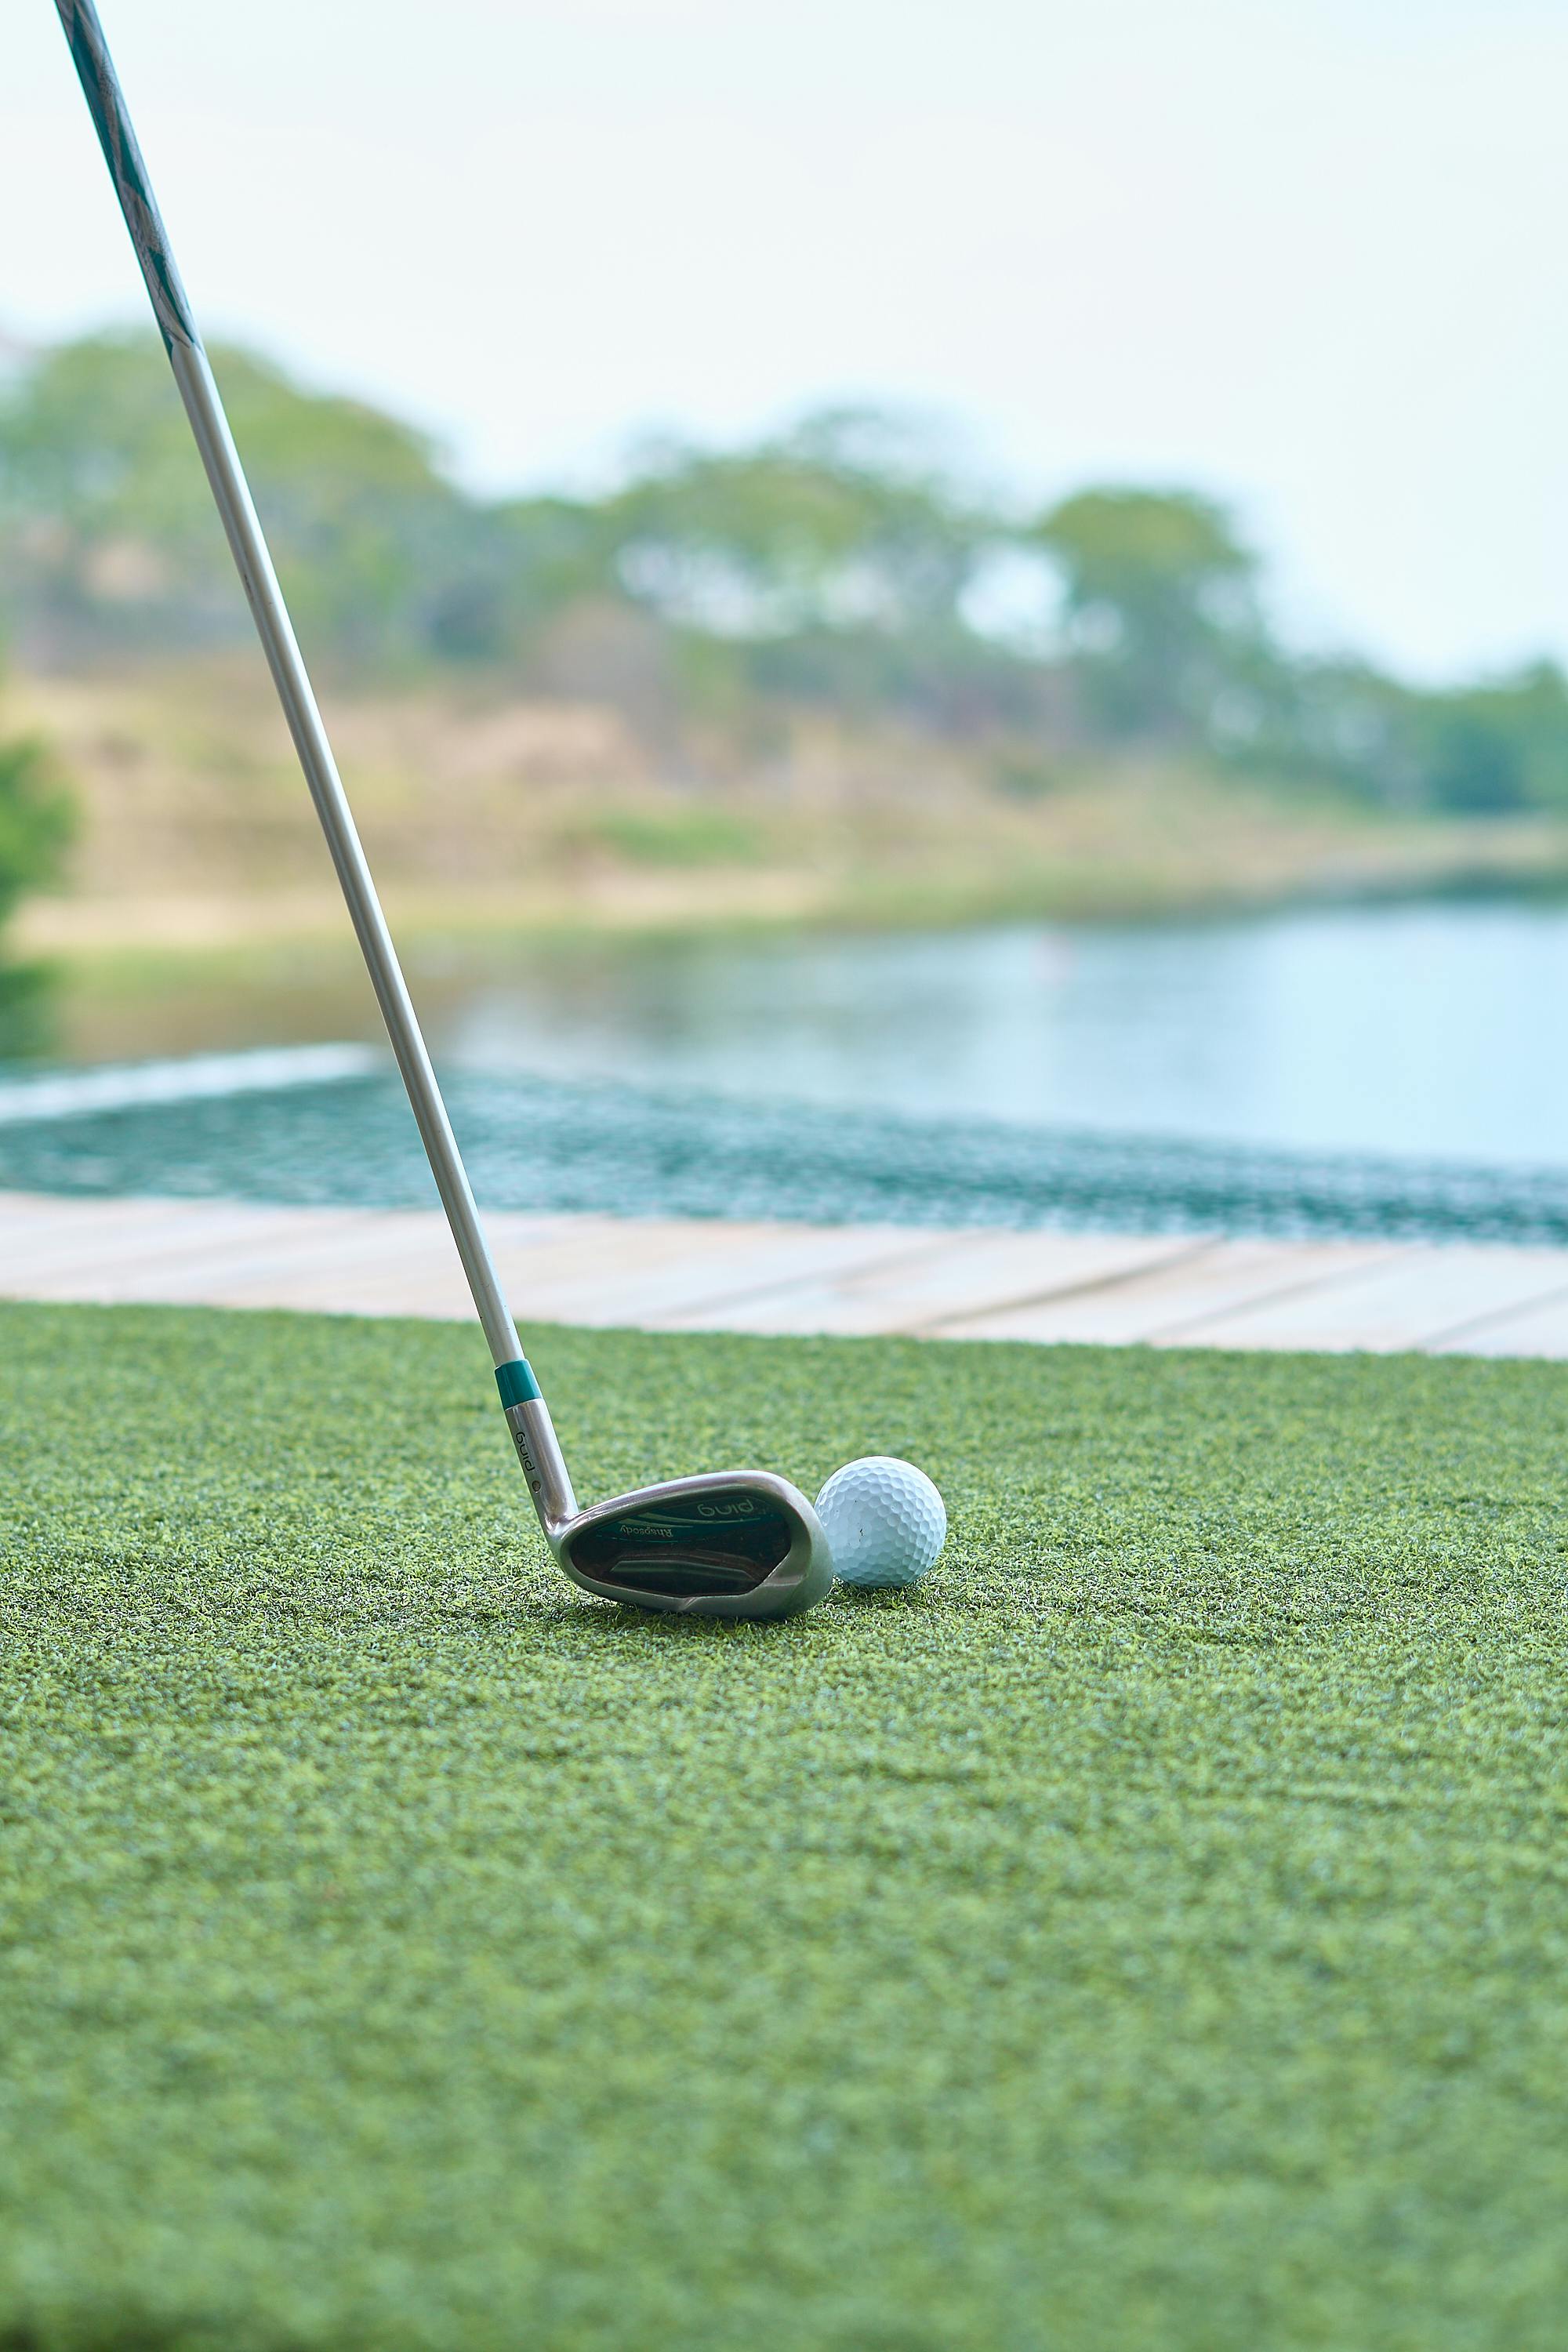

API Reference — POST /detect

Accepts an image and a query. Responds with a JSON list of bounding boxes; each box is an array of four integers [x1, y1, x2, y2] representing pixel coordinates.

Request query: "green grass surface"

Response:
[[4, 1298, 1568, 2350]]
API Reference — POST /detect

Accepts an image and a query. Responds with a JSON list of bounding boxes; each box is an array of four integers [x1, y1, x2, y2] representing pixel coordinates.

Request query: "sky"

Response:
[[7, 0, 1568, 682]]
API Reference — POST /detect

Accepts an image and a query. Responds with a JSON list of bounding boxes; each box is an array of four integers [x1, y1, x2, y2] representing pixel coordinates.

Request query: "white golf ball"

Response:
[[815, 1456, 947, 1590]]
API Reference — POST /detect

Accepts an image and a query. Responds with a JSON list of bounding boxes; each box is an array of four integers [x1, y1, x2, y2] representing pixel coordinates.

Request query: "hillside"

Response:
[[13, 661, 1568, 960]]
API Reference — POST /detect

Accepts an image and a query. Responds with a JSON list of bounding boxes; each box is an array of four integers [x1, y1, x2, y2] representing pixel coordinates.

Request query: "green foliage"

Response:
[[8, 330, 1568, 818], [0, 721, 73, 927], [1247, 659, 1568, 816], [579, 803, 765, 866], [990, 750, 1060, 800], [0, 332, 488, 669], [476, 495, 610, 653], [5, 1296, 1568, 2346], [0, 955, 54, 1059], [1408, 664, 1568, 814], [604, 408, 982, 638], [599, 410, 1015, 728], [1033, 486, 1264, 740]]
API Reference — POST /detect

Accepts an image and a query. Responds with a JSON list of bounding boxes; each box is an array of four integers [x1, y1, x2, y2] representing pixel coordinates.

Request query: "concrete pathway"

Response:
[[5, 1189, 1568, 1356]]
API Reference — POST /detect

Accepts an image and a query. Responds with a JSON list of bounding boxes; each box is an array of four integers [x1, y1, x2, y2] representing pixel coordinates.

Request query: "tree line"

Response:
[[2, 328, 1567, 822]]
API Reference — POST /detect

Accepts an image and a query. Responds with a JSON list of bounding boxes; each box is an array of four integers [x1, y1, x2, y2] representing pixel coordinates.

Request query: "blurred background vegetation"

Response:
[[4, 328, 1568, 956]]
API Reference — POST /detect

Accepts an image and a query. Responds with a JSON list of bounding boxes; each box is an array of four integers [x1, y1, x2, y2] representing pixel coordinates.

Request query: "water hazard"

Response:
[[5, 900, 1568, 1242]]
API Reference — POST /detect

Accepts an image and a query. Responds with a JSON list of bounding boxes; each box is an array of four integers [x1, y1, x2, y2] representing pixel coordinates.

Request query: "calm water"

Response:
[[6, 900, 1568, 1239], [430, 902, 1568, 1168]]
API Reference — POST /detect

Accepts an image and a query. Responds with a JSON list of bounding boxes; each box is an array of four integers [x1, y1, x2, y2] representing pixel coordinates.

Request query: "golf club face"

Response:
[[552, 1470, 834, 1621]]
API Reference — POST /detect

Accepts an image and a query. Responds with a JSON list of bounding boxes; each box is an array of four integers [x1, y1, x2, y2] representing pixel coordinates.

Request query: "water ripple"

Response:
[[4, 1066, 1568, 1246]]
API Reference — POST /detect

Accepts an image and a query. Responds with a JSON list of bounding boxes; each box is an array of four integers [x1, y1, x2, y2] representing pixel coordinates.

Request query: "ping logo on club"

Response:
[[510, 1430, 541, 1487], [696, 1497, 759, 1520]]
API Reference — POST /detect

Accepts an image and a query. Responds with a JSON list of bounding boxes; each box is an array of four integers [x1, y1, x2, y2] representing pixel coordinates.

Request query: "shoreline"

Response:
[[13, 663, 1568, 970], [16, 833, 1568, 971]]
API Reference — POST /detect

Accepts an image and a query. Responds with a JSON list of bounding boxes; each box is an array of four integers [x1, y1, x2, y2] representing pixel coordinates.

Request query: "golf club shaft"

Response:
[[57, 0, 578, 1528]]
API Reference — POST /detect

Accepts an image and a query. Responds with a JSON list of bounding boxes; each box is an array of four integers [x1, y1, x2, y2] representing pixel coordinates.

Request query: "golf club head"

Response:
[[550, 1468, 834, 1621]]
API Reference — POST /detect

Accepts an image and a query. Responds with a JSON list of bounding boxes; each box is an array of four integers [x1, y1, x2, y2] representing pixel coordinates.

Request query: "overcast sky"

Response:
[[8, 0, 1567, 681]]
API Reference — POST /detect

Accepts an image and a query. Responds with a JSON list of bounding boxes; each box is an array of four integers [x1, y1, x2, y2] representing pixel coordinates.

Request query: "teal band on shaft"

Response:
[[495, 1358, 542, 1408]]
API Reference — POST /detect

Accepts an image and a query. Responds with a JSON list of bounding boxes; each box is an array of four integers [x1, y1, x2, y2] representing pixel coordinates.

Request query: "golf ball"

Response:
[[815, 1457, 946, 1590]]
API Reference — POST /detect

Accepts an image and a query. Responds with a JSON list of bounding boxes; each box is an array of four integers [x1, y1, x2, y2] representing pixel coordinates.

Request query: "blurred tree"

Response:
[[434, 495, 612, 666], [604, 410, 978, 633], [0, 713, 74, 934], [1410, 665, 1568, 814], [1254, 659, 1568, 815], [597, 408, 1007, 724], [6, 331, 1568, 822], [0, 671, 72, 1059], [0, 332, 474, 670], [1033, 488, 1265, 741], [1414, 697, 1530, 814]]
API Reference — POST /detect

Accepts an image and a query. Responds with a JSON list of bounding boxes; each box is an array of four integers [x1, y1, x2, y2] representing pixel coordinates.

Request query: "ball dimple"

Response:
[[815, 1457, 946, 1590]]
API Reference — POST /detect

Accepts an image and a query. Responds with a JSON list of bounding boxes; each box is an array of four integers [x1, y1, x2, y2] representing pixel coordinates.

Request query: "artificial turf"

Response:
[[3, 1298, 1568, 2350]]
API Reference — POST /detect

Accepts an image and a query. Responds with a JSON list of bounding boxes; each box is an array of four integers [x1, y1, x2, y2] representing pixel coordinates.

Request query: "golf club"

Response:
[[56, 0, 835, 1621]]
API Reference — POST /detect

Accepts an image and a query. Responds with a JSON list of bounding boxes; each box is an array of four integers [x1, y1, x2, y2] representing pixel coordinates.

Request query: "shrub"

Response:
[[0, 725, 74, 932]]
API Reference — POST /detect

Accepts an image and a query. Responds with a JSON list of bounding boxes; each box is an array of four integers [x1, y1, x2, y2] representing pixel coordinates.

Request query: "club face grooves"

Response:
[[554, 1472, 833, 1621]]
